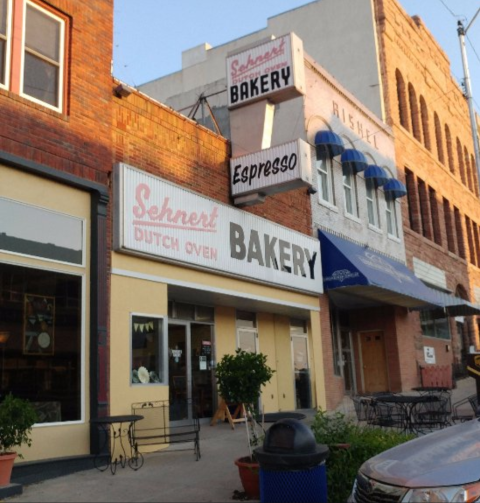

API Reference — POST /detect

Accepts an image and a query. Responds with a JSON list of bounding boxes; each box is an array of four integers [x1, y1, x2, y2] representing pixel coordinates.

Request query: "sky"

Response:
[[113, 0, 480, 112]]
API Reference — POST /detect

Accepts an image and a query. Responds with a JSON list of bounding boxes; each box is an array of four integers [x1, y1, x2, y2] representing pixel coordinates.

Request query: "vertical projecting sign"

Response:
[[115, 163, 322, 295], [226, 33, 305, 109]]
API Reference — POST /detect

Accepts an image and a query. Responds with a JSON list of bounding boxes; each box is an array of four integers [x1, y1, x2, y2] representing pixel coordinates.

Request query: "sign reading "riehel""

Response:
[[230, 139, 312, 197], [226, 33, 305, 109]]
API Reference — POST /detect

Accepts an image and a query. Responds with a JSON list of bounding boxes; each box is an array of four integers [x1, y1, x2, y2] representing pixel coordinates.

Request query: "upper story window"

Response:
[[0, 0, 66, 112], [366, 178, 380, 228], [343, 165, 358, 218], [386, 197, 399, 238], [316, 157, 335, 206]]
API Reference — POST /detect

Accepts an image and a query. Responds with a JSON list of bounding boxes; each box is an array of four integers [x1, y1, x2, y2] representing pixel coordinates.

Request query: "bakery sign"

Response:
[[115, 163, 322, 294], [230, 139, 312, 197], [226, 33, 305, 109]]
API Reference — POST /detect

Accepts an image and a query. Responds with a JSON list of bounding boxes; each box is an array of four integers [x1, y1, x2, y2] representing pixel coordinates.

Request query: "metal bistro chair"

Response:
[[412, 392, 451, 434], [352, 396, 373, 424], [369, 398, 406, 431], [451, 394, 476, 423]]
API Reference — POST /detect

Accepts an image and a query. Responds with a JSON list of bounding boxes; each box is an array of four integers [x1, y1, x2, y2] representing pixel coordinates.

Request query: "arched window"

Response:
[[464, 146, 474, 192], [471, 154, 479, 196], [408, 83, 421, 141], [434, 113, 445, 164], [420, 95, 431, 150], [457, 138, 466, 185], [444, 124, 455, 174], [395, 70, 409, 130]]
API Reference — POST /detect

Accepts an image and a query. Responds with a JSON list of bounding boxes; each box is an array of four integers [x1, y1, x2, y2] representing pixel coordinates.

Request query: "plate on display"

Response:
[[38, 332, 51, 349]]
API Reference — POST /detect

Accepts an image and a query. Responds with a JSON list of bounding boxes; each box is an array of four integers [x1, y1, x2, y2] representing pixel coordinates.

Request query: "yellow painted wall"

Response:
[[275, 315, 296, 411], [257, 313, 278, 413], [310, 310, 326, 410], [110, 252, 326, 418], [0, 165, 92, 462], [110, 274, 169, 415]]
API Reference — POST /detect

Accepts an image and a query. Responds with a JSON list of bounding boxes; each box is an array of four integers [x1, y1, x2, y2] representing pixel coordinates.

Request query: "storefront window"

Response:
[[0, 197, 84, 265], [0, 262, 82, 423], [420, 311, 451, 340], [131, 314, 166, 385]]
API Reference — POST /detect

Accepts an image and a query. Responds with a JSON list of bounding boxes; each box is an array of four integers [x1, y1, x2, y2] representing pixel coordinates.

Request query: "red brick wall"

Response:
[[376, 0, 480, 357], [112, 87, 312, 235], [0, 0, 113, 186]]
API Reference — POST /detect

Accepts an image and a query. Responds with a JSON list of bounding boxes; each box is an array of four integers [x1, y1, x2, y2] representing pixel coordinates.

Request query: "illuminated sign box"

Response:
[[226, 33, 305, 109], [230, 139, 312, 197]]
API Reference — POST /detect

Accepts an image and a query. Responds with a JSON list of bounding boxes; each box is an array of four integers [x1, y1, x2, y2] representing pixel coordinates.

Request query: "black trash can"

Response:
[[254, 418, 329, 503]]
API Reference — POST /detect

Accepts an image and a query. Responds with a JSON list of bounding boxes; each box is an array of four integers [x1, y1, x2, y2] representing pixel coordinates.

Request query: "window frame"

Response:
[[0, 0, 12, 90], [385, 196, 399, 238], [19, 0, 65, 112], [316, 157, 335, 206], [366, 178, 380, 229], [130, 313, 167, 386], [342, 165, 359, 218]]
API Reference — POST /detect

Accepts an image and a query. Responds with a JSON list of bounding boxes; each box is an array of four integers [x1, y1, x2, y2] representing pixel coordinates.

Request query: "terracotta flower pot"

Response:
[[235, 455, 260, 500], [0, 452, 17, 486]]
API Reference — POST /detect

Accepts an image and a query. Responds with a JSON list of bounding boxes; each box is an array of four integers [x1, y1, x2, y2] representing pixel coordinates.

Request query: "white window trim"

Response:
[[343, 168, 359, 218], [316, 157, 335, 206], [130, 312, 168, 386], [19, 0, 65, 112], [386, 198, 399, 238], [0, 0, 12, 90], [366, 179, 381, 229]]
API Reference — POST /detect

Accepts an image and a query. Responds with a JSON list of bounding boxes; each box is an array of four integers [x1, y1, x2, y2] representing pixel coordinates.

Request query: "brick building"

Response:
[[140, 0, 480, 409], [0, 0, 327, 487]]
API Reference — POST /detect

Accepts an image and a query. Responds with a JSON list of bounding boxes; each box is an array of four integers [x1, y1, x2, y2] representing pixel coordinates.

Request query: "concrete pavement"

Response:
[[5, 377, 478, 503]]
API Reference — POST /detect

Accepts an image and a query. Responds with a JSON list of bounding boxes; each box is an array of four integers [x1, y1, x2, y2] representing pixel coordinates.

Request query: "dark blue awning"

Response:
[[364, 165, 389, 187], [422, 288, 480, 318], [383, 178, 407, 199], [318, 229, 443, 309], [315, 130, 345, 159], [341, 149, 368, 174]]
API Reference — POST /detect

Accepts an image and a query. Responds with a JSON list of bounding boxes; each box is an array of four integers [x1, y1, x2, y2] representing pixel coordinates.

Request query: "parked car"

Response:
[[348, 418, 480, 503]]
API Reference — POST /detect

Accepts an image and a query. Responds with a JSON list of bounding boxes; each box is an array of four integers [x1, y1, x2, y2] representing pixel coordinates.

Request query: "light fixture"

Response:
[[114, 83, 135, 98], [233, 193, 266, 207], [0, 331, 10, 345], [307, 186, 317, 195]]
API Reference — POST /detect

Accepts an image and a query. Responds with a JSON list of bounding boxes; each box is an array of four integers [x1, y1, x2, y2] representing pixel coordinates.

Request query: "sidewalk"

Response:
[[5, 377, 477, 503]]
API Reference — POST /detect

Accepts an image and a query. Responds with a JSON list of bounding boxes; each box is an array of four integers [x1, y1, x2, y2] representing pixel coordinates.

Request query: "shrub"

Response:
[[311, 409, 415, 503]]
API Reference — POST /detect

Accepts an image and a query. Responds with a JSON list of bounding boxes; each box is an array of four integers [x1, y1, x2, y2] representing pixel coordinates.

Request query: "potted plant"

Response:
[[0, 393, 37, 486], [214, 349, 275, 500]]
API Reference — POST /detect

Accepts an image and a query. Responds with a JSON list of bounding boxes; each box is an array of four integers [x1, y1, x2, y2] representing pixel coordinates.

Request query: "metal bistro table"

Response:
[[375, 394, 439, 434], [91, 414, 144, 474]]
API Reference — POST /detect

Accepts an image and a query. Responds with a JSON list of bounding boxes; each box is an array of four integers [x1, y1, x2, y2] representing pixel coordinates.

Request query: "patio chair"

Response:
[[352, 396, 372, 423], [412, 393, 451, 434], [451, 394, 475, 423], [369, 399, 406, 430]]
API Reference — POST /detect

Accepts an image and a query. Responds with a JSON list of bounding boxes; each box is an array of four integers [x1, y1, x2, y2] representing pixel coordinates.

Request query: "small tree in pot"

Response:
[[0, 393, 37, 486], [214, 349, 275, 499]]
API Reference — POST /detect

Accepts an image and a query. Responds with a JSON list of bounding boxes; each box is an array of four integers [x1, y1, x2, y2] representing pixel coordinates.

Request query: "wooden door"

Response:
[[360, 331, 388, 394]]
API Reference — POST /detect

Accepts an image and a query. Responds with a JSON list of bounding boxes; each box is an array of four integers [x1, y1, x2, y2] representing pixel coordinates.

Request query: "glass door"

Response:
[[168, 322, 215, 421], [190, 323, 214, 419], [168, 323, 189, 421]]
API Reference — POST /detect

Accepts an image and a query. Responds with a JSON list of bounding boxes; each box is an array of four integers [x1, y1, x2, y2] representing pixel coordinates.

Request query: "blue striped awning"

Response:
[[383, 178, 407, 198], [314, 130, 345, 159], [341, 149, 368, 174], [364, 165, 389, 187]]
